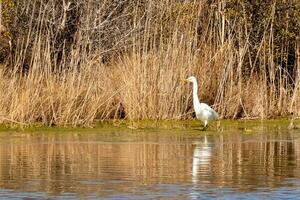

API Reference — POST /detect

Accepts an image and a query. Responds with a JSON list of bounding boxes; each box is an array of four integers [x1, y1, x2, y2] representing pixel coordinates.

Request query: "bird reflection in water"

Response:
[[190, 135, 213, 198], [192, 136, 213, 181]]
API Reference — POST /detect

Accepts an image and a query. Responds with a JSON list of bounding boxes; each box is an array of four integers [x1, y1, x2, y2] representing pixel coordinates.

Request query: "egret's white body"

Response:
[[186, 76, 218, 127]]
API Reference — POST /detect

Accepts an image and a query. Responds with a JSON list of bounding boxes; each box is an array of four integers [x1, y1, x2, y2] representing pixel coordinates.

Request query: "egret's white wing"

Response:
[[200, 103, 219, 119]]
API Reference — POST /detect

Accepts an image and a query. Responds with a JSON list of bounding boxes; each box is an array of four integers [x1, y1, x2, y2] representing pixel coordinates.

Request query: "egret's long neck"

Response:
[[192, 81, 200, 108]]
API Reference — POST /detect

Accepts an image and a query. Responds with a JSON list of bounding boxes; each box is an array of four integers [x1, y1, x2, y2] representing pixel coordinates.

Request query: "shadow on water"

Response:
[[0, 121, 299, 199]]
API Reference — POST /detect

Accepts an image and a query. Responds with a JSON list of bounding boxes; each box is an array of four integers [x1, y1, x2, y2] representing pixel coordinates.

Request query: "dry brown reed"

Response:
[[0, 0, 299, 126]]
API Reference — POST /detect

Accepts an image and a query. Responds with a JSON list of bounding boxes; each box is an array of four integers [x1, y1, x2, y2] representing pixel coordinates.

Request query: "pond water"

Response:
[[0, 121, 300, 199]]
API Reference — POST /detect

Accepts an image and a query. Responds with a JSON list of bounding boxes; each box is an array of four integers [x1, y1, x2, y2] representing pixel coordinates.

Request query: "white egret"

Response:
[[185, 76, 219, 128]]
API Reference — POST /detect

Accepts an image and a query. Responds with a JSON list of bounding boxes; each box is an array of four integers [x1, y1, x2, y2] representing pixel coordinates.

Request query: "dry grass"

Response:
[[0, 0, 299, 127]]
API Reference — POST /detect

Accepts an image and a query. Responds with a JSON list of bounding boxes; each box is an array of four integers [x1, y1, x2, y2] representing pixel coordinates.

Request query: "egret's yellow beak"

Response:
[[182, 79, 188, 84]]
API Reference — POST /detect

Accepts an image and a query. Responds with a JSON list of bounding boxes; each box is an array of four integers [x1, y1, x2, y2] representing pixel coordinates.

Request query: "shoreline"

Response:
[[0, 118, 298, 132]]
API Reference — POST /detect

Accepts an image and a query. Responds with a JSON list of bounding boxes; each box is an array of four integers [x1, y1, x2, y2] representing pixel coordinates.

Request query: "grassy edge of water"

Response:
[[0, 118, 298, 134]]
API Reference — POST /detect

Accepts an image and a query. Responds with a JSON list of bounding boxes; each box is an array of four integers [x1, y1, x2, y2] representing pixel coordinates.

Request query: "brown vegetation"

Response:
[[0, 0, 299, 126]]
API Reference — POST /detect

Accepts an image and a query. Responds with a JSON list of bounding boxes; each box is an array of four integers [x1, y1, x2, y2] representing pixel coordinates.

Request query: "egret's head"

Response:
[[185, 76, 197, 83]]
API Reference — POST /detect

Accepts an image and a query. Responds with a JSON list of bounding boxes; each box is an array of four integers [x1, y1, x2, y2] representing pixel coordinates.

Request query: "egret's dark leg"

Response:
[[202, 121, 208, 131]]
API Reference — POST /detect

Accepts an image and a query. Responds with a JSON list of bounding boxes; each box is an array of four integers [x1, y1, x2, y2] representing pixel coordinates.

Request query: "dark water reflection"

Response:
[[0, 125, 300, 199]]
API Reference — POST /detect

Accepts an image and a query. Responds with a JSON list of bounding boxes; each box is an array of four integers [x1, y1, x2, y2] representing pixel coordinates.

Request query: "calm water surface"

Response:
[[0, 122, 300, 199]]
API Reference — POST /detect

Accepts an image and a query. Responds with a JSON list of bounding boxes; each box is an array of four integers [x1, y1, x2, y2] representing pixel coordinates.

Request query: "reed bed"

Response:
[[0, 0, 299, 126]]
